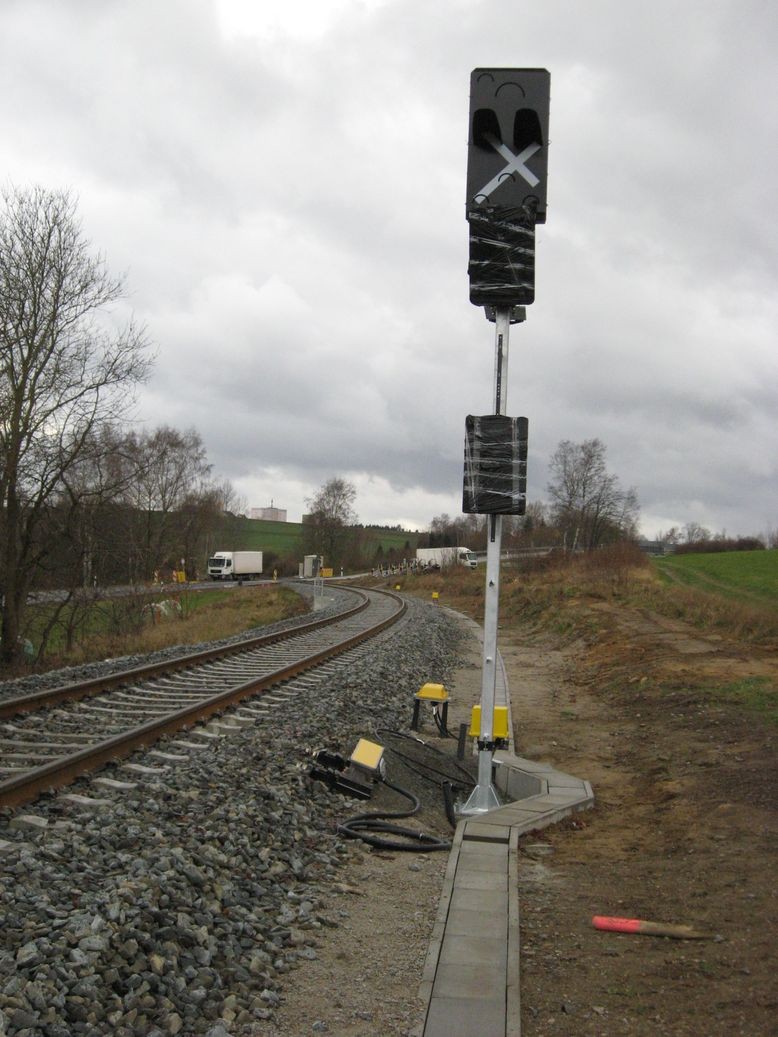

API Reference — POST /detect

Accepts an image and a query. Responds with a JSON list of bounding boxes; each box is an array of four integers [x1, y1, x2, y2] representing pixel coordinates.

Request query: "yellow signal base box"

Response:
[[349, 738, 385, 775], [415, 683, 449, 703], [468, 705, 509, 739]]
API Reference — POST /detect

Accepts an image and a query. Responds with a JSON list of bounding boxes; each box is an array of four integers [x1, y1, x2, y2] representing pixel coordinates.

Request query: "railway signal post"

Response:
[[460, 68, 550, 815]]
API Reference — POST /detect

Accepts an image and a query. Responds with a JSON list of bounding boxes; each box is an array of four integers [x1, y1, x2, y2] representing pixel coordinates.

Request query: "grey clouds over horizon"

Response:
[[2, 0, 776, 537]]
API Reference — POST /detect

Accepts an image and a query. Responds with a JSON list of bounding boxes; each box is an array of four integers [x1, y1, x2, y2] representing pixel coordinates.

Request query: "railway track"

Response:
[[0, 585, 405, 810]]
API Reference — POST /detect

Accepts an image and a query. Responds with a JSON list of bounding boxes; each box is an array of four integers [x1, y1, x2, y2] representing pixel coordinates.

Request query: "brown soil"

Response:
[[260, 597, 777, 1036], [510, 602, 778, 1037]]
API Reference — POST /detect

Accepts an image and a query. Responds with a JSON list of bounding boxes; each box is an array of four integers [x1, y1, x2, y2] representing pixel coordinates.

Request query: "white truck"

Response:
[[207, 551, 263, 580], [416, 546, 478, 570]]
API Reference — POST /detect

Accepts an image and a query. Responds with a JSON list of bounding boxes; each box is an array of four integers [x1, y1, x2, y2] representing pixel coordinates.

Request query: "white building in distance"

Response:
[[250, 504, 287, 522]]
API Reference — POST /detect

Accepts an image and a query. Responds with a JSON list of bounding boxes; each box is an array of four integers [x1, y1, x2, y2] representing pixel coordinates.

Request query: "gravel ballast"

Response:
[[0, 593, 464, 1036]]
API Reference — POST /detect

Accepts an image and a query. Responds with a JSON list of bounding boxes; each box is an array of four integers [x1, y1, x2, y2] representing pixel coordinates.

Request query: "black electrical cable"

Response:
[[377, 729, 476, 788], [433, 706, 455, 739], [442, 782, 458, 829], [384, 744, 472, 793], [336, 777, 452, 852]]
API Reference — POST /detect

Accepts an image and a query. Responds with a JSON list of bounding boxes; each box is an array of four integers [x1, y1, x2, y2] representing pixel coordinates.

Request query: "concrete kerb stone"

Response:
[[418, 616, 595, 1037], [418, 826, 464, 1007], [506, 826, 521, 1037]]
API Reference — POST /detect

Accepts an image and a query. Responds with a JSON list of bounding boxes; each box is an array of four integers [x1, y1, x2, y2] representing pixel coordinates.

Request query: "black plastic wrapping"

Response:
[[467, 202, 536, 307], [463, 414, 528, 515]]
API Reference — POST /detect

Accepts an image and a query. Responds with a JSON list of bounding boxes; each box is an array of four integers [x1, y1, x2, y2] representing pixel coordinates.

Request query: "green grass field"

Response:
[[221, 517, 419, 565], [653, 549, 778, 603], [230, 518, 305, 557]]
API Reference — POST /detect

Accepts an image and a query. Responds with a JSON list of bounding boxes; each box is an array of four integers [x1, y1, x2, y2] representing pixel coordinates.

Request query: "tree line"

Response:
[[422, 438, 640, 553]]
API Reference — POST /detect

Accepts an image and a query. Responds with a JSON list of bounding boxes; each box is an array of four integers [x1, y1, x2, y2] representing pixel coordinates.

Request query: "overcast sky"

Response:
[[2, 0, 776, 537]]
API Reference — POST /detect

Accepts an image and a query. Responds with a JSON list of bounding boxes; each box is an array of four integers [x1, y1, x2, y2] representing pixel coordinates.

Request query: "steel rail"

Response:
[[0, 586, 369, 720], [0, 588, 405, 809]]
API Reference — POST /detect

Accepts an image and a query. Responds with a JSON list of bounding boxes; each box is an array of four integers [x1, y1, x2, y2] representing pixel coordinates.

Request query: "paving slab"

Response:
[[439, 934, 507, 967], [462, 821, 512, 842], [453, 871, 508, 892], [458, 838, 509, 857], [443, 907, 509, 938], [432, 963, 506, 1000], [424, 996, 506, 1037]]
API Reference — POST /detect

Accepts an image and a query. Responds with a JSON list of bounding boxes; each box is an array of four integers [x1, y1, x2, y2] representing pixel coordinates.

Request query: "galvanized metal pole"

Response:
[[462, 306, 511, 814]]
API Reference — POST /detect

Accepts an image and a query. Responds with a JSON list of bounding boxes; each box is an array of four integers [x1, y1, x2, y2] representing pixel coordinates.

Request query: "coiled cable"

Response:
[[336, 777, 452, 852]]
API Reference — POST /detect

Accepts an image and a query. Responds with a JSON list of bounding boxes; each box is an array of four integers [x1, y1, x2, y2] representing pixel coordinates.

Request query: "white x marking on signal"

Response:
[[474, 132, 540, 202]]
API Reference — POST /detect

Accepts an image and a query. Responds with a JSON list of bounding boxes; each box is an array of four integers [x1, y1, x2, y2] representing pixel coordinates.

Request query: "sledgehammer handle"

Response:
[[592, 916, 711, 940]]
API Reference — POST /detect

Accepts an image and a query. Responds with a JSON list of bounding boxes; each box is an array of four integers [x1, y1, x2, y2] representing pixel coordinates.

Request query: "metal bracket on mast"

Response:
[[484, 305, 526, 325]]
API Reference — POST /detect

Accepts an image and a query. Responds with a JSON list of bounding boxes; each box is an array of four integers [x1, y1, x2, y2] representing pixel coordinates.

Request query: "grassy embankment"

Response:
[[379, 546, 778, 725], [16, 585, 309, 676]]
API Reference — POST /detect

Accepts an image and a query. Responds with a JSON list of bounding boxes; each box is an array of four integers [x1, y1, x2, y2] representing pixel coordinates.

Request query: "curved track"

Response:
[[0, 585, 404, 809]]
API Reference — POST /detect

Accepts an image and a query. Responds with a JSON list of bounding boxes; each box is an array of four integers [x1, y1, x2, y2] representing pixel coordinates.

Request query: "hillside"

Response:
[[215, 517, 419, 567]]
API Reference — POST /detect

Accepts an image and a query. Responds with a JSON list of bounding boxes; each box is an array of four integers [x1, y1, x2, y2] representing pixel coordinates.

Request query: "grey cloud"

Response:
[[2, 0, 775, 535]]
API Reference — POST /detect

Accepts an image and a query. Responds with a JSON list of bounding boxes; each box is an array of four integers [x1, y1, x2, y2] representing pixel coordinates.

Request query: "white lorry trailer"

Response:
[[416, 546, 478, 570], [207, 551, 263, 580], [301, 555, 322, 578]]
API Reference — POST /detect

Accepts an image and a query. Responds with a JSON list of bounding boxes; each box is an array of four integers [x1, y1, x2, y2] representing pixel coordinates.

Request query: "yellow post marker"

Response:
[[432, 591, 439, 602]]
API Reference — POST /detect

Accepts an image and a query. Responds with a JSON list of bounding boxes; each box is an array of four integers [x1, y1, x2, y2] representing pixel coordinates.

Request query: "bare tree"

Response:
[[683, 521, 711, 544], [28, 425, 152, 660], [119, 426, 212, 579], [547, 438, 639, 550], [503, 500, 558, 549], [303, 477, 358, 567], [424, 513, 486, 551], [657, 526, 683, 546], [0, 185, 151, 666]]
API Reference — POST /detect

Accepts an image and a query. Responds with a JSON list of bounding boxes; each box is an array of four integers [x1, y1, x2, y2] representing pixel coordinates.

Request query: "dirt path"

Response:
[[654, 562, 771, 606], [505, 604, 777, 1036]]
